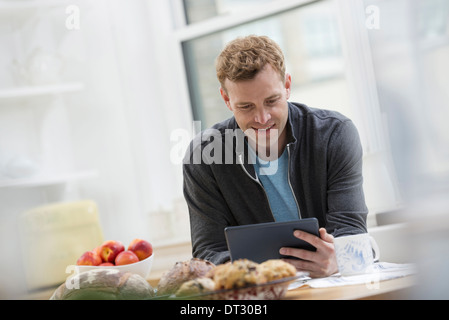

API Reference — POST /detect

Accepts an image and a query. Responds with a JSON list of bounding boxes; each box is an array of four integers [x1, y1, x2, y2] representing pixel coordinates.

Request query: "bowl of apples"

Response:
[[75, 239, 154, 279]]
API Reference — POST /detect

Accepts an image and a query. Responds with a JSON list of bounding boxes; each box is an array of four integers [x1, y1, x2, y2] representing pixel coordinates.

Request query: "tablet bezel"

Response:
[[224, 218, 319, 263]]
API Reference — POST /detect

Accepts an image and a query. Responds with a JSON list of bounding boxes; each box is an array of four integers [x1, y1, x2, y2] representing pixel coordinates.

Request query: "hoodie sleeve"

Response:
[[325, 119, 369, 237], [182, 137, 235, 265]]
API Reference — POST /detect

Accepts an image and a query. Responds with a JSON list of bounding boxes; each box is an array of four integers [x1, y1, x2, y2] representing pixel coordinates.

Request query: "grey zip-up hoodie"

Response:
[[183, 102, 368, 265]]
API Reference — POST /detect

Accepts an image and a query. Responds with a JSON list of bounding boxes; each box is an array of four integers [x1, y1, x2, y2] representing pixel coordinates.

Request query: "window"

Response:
[[183, 0, 279, 24], [181, 0, 353, 132], [364, 0, 449, 195]]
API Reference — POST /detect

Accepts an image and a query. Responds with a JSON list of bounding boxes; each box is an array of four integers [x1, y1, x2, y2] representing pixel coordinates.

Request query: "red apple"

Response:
[[93, 245, 102, 257], [99, 240, 125, 263], [115, 250, 139, 266], [99, 262, 114, 266], [128, 239, 153, 261], [76, 251, 102, 266]]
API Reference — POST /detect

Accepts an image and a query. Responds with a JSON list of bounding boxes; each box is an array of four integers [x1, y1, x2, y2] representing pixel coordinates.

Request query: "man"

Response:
[[183, 35, 368, 278]]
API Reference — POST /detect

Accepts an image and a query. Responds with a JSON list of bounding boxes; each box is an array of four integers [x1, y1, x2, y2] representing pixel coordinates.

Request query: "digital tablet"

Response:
[[224, 218, 319, 263]]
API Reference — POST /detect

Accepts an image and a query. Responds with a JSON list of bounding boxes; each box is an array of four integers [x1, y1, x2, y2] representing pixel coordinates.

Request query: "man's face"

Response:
[[220, 64, 291, 158]]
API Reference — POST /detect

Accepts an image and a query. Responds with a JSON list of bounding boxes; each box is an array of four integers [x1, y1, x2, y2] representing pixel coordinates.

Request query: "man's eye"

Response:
[[266, 99, 278, 105]]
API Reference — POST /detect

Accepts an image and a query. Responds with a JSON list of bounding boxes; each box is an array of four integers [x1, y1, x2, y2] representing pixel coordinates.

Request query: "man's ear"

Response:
[[220, 87, 232, 111], [285, 73, 292, 100]]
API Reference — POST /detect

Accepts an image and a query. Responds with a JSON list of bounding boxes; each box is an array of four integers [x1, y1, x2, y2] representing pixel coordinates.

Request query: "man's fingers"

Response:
[[280, 247, 315, 262], [281, 228, 338, 278], [319, 228, 334, 243], [282, 258, 324, 278], [293, 230, 323, 250], [282, 258, 313, 272]]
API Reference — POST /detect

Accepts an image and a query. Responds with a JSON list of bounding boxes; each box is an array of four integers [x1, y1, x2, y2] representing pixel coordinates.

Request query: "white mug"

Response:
[[334, 233, 380, 276]]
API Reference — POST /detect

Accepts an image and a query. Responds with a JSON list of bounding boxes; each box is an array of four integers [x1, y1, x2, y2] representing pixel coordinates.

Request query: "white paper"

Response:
[[288, 262, 417, 290]]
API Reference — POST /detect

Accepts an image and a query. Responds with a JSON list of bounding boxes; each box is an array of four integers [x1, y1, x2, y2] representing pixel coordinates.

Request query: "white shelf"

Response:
[[0, 170, 98, 188], [0, 82, 85, 100]]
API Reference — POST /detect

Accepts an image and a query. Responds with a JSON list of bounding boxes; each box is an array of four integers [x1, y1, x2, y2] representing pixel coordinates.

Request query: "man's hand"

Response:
[[280, 228, 338, 278]]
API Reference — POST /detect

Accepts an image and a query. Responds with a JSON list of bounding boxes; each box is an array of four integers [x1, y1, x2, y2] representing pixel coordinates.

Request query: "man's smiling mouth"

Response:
[[253, 124, 275, 132]]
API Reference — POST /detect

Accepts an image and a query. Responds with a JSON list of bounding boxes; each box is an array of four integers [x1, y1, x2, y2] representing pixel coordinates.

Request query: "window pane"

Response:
[[364, 0, 449, 190], [417, 0, 449, 40], [183, 0, 352, 130], [183, 0, 279, 24]]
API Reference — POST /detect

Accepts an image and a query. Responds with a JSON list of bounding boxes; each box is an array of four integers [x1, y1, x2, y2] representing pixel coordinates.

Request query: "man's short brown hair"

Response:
[[216, 35, 286, 92]]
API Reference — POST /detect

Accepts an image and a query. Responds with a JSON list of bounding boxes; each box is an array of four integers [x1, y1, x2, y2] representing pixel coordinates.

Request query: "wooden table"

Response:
[[147, 274, 416, 300], [284, 276, 416, 300], [27, 273, 415, 300]]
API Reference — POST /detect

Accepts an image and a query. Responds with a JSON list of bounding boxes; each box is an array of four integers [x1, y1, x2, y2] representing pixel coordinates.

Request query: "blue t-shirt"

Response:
[[250, 147, 300, 222]]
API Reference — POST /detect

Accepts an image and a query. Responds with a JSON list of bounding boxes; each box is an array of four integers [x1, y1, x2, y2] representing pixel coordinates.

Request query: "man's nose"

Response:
[[254, 107, 271, 124]]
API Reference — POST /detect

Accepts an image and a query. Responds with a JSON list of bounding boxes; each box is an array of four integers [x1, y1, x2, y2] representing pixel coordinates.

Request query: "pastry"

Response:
[[175, 277, 216, 297], [257, 259, 296, 282], [210, 259, 266, 290], [157, 258, 215, 295]]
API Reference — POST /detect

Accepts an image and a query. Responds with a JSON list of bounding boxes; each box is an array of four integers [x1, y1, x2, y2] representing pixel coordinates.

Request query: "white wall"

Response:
[[50, 0, 192, 246], [0, 0, 192, 298]]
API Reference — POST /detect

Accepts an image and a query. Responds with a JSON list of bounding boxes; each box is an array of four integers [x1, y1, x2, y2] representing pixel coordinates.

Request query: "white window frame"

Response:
[[173, 0, 322, 41]]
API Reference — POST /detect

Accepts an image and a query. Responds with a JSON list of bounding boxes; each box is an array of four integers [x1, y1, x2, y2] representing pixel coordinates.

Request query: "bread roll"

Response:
[[175, 277, 216, 297], [50, 269, 155, 300], [156, 258, 215, 296]]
